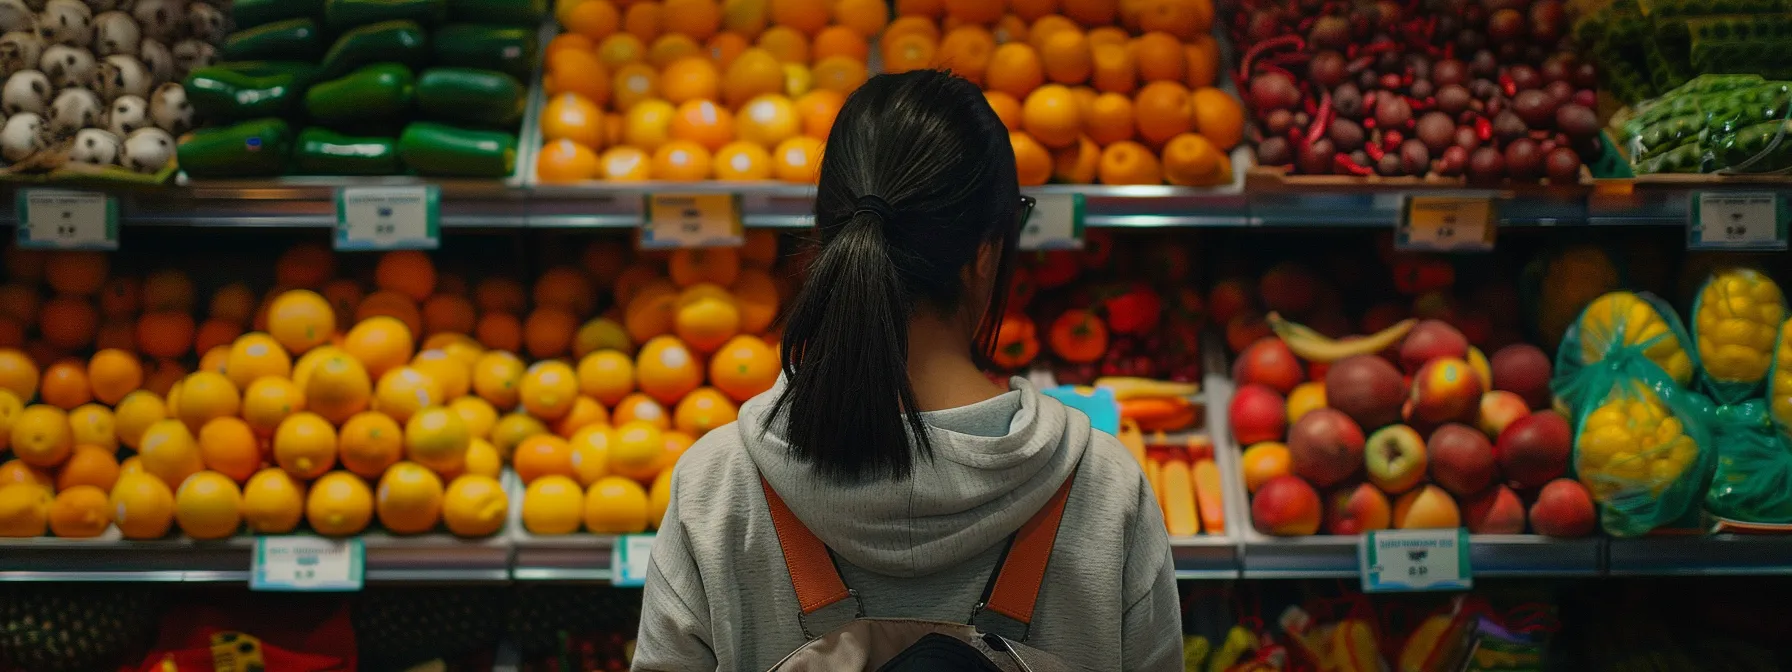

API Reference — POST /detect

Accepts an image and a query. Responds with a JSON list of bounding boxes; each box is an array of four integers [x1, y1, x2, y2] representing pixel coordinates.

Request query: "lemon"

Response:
[[522, 475, 583, 535], [584, 476, 649, 534], [174, 471, 242, 539], [377, 461, 445, 535], [306, 472, 373, 536], [242, 468, 305, 534], [443, 474, 508, 537]]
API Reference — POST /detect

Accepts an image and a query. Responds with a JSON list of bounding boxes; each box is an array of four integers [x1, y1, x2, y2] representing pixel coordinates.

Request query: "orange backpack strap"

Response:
[[980, 471, 1077, 627], [760, 477, 854, 615]]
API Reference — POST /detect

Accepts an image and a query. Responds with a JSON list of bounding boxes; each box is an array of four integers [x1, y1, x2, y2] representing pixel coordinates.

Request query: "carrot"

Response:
[[1118, 420, 1147, 467], [1192, 459, 1225, 534], [1146, 456, 1165, 514], [1118, 396, 1188, 422], [1162, 459, 1200, 536]]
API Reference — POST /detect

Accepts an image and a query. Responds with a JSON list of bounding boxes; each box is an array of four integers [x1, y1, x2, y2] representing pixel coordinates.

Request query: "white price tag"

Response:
[[611, 533, 656, 587], [1397, 197, 1495, 252], [335, 186, 440, 251], [15, 190, 117, 250], [1017, 193, 1084, 251], [642, 193, 743, 249], [252, 537, 364, 591], [1689, 192, 1788, 250], [1359, 528, 1471, 592]]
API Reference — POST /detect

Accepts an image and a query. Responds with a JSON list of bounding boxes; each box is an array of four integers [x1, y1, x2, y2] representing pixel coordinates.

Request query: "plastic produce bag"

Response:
[[1691, 268, 1786, 403], [1705, 400, 1792, 523], [1555, 291, 1697, 388], [1621, 74, 1792, 174], [1771, 317, 1792, 428]]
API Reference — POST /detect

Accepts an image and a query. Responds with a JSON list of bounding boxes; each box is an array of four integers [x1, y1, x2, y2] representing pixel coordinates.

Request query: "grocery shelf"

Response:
[[1605, 534, 1792, 577], [0, 533, 511, 583]]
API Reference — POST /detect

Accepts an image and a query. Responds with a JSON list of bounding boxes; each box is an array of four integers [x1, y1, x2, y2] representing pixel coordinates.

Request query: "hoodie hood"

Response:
[[739, 376, 1089, 578]]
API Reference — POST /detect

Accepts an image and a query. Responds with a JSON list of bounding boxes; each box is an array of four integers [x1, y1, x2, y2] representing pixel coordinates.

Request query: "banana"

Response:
[[1183, 635, 1211, 672], [1267, 311, 1419, 363], [1096, 376, 1201, 400]]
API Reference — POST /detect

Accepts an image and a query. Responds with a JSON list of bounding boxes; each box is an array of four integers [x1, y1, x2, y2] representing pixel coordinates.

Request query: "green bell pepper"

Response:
[[233, 0, 326, 29], [184, 62, 320, 121], [221, 18, 325, 62], [416, 68, 524, 127], [324, 0, 447, 31], [306, 63, 416, 129], [320, 20, 428, 78], [177, 118, 295, 177], [445, 0, 548, 25], [398, 122, 516, 177], [432, 24, 537, 80], [295, 128, 402, 175]]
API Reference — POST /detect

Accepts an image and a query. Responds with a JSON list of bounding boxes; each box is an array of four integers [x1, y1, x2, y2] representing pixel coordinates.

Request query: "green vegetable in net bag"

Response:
[[1705, 400, 1792, 523]]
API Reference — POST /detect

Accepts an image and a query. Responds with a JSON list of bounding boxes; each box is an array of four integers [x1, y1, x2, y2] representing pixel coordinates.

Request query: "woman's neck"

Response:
[[905, 312, 1007, 412]]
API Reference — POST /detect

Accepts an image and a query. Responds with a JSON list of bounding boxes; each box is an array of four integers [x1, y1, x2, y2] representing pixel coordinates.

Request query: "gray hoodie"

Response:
[[634, 377, 1183, 671]]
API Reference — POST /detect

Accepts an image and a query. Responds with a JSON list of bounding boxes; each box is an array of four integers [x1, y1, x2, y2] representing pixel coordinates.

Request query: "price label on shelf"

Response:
[[611, 534, 657, 588], [1687, 191, 1788, 251], [642, 193, 743, 249], [1397, 197, 1495, 252], [252, 537, 364, 592], [335, 186, 440, 251], [15, 190, 117, 250], [1359, 528, 1471, 592], [1017, 193, 1084, 251]]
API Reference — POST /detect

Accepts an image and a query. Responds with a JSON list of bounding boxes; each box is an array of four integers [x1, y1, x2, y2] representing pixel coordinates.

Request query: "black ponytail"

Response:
[[770, 70, 1023, 483]]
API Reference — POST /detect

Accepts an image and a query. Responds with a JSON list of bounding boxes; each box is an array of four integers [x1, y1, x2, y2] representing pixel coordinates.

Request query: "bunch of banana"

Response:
[[1268, 312, 1418, 363], [1087, 377, 1203, 431]]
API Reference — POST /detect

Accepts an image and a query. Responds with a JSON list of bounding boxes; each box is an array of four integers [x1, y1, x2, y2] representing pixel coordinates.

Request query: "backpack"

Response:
[[759, 472, 1082, 672]]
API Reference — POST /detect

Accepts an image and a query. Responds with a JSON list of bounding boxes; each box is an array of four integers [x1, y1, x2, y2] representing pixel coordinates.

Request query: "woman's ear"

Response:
[[974, 239, 1001, 282]]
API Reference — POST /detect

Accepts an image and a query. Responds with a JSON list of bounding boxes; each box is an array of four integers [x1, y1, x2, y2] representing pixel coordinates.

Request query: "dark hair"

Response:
[[770, 70, 1024, 483]]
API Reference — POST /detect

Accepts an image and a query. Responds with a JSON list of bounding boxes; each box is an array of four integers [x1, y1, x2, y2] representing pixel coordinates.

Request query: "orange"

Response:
[[812, 25, 869, 62], [442, 473, 507, 537], [192, 320, 240, 358], [241, 468, 304, 533], [1040, 29, 1092, 85], [374, 251, 435, 302], [173, 471, 242, 539], [1088, 25, 1128, 47], [623, 99, 676, 151], [520, 361, 580, 421], [1134, 79, 1192, 144], [534, 266, 596, 315], [706, 31, 749, 66], [406, 406, 471, 476], [344, 316, 415, 380], [783, 62, 814, 96], [142, 271, 193, 311], [1027, 15, 1078, 52], [669, 99, 736, 151], [716, 50, 783, 110], [267, 290, 335, 355], [422, 295, 477, 337], [374, 367, 443, 425], [356, 291, 423, 338], [672, 387, 737, 437], [320, 279, 362, 328], [490, 412, 548, 459], [143, 360, 185, 397], [794, 89, 844, 139], [1021, 84, 1081, 148], [722, 0, 769, 35], [109, 473, 174, 539], [569, 424, 615, 485], [940, 26, 996, 84], [993, 14, 1029, 43], [1191, 85, 1244, 150], [739, 92, 803, 149], [613, 393, 670, 430], [611, 62, 659, 111], [1163, 132, 1224, 185], [577, 350, 636, 406], [1066, 0, 1118, 24], [1053, 134, 1101, 182], [1137, 0, 1206, 39], [553, 396, 608, 438], [832, 0, 888, 36], [274, 244, 333, 289], [987, 43, 1044, 98], [769, 0, 828, 34], [663, 0, 723, 40], [1091, 42, 1136, 93], [48, 485, 110, 537], [238, 378, 300, 440], [669, 248, 741, 288], [43, 251, 107, 296], [772, 135, 824, 182], [0, 481, 49, 535], [463, 438, 502, 478], [811, 56, 867, 94], [306, 471, 373, 536], [515, 434, 576, 484], [138, 418, 200, 488], [39, 296, 97, 351], [472, 351, 526, 409], [651, 140, 714, 180], [730, 268, 779, 334], [338, 411, 403, 478], [523, 474, 585, 534], [1085, 91, 1135, 144], [1133, 31, 1185, 82], [885, 15, 941, 43], [210, 283, 256, 325], [450, 396, 499, 439], [174, 371, 239, 432], [741, 230, 779, 267], [0, 350, 43, 402], [472, 313, 521, 352], [713, 140, 774, 180], [1007, 130, 1053, 186], [546, 32, 596, 61], [674, 296, 740, 353], [944, 0, 1003, 23], [0, 460, 50, 490], [1012, 0, 1058, 20], [273, 412, 337, 479], [985, 91, 1024, 131], [1185, 34, 1218, 88], [519, 308, 575, 361], [113, 390, 165, 450], [609, 419, 665, 481], [38, 359, 90, 410], [635, 336, 703, 405], [55, 445, 119, 491], [220, 332, 289, 390], [541, 93, 606, 149], [67, 403, 113, 451], [549, 48, 612, 102], [1098, 140, 1163, 184], [198, 417, 260, 483], [880, 33, 936, 74], [584, 475, 650, 533], [565, 0, 621, 39], [623, 0, 662, 40], [756, 25, 811, 64], [649, 33, 703, 68], [375, 461, 444, 534], [412, 349, 471, 400], [660, 57, 720, 104], [660, 430, 695, 471], [573, 317, 632, 358], [596, 32, 648, 69], [896, 0, 943, 16], [302, 349, 372, 425]]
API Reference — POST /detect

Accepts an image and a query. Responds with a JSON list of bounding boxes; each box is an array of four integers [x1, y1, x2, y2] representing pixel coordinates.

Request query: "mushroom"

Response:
[[120, 125, 170, 172], [67, 126, 118, 164], [1, 68, 47, 115], [47, 85, 100, 135]]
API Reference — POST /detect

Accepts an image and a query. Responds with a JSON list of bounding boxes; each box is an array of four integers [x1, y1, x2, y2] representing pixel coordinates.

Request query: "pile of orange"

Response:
[[538, 0, 879, 183], [0, 237, 789, 539]]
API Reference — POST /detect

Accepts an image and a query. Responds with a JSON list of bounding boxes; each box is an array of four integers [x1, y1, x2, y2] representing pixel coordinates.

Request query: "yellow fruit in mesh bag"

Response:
[[1772, 318, 1792, 428], [1576, 384, 1698, 500], [1694, 268, 1784, 385], [1577, 292, 1694, 386]]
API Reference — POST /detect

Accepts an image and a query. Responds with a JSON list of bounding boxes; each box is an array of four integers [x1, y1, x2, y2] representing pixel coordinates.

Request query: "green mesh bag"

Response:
[[1705, 400, 1792, 522], [1690, 268, 1787, 404]]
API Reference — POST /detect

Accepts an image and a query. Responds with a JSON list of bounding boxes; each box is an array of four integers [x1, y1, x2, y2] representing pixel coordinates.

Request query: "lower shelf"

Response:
[[1238, 534, 1604, 579]]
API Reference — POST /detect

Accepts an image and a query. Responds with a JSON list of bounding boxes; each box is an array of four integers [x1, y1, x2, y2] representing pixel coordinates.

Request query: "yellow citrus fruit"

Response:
[[636, 335, 703, 405], [449, 396, 499, 440], [306, 471, 373, 536], [12, 404, 72, 467], [242, 468, 305, 533], [412, 349, 471, 400], [0, 389, 19, 452], [224, 332, 292, 389], [569, 424, 615, 486], [291, 344, 340, 391], [553, 395, 609, 438], [197, 416, 261, 483], [610, 420, 664, 482], [242, 376, 304, 437], [584, 475, 650, 533], [138, 418, 202, 489], [0, 482, 51, 536], [118, 455, 144, 478], [68, 403, 116, 450], [344, 315, 416, 379], [174, 471, 242, 539], [673, 297, 741, 354], [490, 412, 548, 460], [442, 474, 508, 537], [112, 390, 165, 450], [173, 371, 240, 432], [376, 461, 445, 535], [520, 361, 580, 421], [673, 387, 737, 437], [612, 393, 670, 430], [577, 350, 635, 406], [110, 472, 175, 539], [47, 485, 110, 537], [573, 318, 633, 358], [338, 411, 404, 478], [648, 466, 673, 528], [472, 351, 527, 409], [267, 290, 335, 354], [463, 438, 503, 478], [406, 406, 471, 476], [523, 474, 585, 534], [273, 412, 338, 480], [374, 366, 443, 425], [56, 445, 119, 492], [301, 349, 373, 425]]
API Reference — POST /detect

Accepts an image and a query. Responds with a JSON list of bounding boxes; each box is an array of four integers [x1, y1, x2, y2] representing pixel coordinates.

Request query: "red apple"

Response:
[[1252, 475, 1322, 536], [1477, 390, 1531, 438], [1463, 485, 1525, 534], [1530, 479, 1596, 537], [1495, 411, 1572, 488], [1427, 423, 1497, 496], [1233, 337, 1305, 395], [1230, 384, 1288, 446], [1491, 343, 1553, 409], [1364, 424, 1427, 494], [1409, 357, 1483, 425], [1398, 319, 1470, 373], [1286, 408, 1366, 488], [1326, 355, 1406, 430], [1326, 483, 1392, 535]]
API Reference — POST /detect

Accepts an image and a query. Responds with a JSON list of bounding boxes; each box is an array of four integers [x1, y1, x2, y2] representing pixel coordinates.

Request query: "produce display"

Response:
[[1615, 73, 1791, 174], [1231, 0, 1607, 182], [1574, 0, 1792, 104], [0, 0, 219, 181], [178, 0, 541, 178]]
